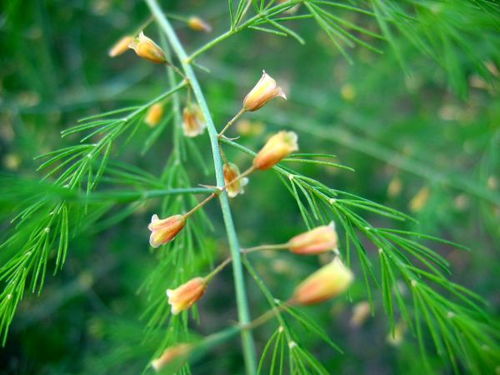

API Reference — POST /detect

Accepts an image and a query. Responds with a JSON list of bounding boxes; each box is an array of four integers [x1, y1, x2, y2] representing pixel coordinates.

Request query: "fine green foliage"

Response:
[[0, 0, 498, 374]]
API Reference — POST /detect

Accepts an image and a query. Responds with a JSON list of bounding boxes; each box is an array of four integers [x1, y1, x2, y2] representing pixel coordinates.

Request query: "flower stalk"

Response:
[[219, 107, 246, 138], [145, 3, 258, 373]]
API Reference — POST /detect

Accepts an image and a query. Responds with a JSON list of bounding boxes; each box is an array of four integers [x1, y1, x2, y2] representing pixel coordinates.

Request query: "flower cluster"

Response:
[[135, 68, 354, 371]]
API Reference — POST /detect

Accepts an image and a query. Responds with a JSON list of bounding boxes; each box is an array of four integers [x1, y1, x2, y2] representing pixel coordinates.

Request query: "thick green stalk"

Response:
[[145, 1, 257, 374]]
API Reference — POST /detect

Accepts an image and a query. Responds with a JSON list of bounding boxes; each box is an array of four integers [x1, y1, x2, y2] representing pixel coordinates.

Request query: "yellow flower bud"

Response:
[[291, 257, 354, 305], [187, 16, 212, 33], [182, 104, 206, 137], [243, 71, 287, 112], [148, 214, 186, 248], [108, 35, 134, 57], [386, 320, 406, 346], [223, 162, 249, 198], [253, 131, 298, 170], [128, 32, 167, 64], [167, 277, 207, 315], [288, 223, 338, 255], [349, 301, 371, 328], [409, 186, 430, 212], [145, 103, 165, 128], [387, 176, 402, 198], [151, 343, 192, 372]]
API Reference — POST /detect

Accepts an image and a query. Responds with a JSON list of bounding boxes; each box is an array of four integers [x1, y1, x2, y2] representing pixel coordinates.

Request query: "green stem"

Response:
[[186, 1, 301, 63], [124, 80, 187, 122], [145, 2, 258, 374], [219, 107, 246, 137], [84, 187, 216, 202], [183, 192, 218, 218], [205, 257, 232, 283], [186, 30, 234, 63], [244, 243, 289, 253]]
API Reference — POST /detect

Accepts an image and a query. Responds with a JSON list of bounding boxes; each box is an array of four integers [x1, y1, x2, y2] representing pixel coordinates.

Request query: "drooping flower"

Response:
[[182, 104, 206, 137], [151, 343, 192, 372], [108, 35, 134, 57], [148, 214, 186, 248], [129, 32, 167, 64], [223, 162, 248, 198], [409, 186, 430, 212], [243, 71, 287, 112], [145, 102, 165, 127], [288, 223, 338, 255], [349, 301, 371, 328], [167, 277, 207, 315], [253, 131, 298, 170], [291, 257, 354, 305], [386, 320, 406, 346], [187, 16, 212, 33]]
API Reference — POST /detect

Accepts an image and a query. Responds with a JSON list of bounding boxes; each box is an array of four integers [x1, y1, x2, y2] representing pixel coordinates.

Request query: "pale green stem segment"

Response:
[[186, 1, 301, 63], [204, 257, 232, 283], [145, 1, 258, 373], [219, 107, 246, 138], [244, 243, 289, 253], [203, 242, 289, 283]]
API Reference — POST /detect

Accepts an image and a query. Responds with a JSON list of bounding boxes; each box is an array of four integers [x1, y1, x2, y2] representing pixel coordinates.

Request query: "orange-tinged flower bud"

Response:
[[291, 257, 354, 305], [109, 35, 134, 57], [349, 301, 371, 328], [129, 32, 167, 64], [167, 277, 206, 315], [288, 223, 338, 255], [145, 103, 165, 127], [151, 343, 192, 372], [187, 16, 212, 33], [148, 214, 186, 248], [223, 162, 248, 198], [182, 104, 206, 137], [243, 71, 287, 112], [253, 131, 298, 170]]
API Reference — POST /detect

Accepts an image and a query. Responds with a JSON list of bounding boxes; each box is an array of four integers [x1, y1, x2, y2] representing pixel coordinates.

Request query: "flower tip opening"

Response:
[[167, 277, 206, 315], [243, 71, 287, 112]]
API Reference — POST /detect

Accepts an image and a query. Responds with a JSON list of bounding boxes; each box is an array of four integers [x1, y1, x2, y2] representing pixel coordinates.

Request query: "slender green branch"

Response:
[[187, 30, 234, 63], [186, 1, 301, 63], [219, 107, 246, 137], [244, 243, 289, 253], [83, 187, 216, 203], [205, 257, 232, 283], [145, 1, 257, 374]]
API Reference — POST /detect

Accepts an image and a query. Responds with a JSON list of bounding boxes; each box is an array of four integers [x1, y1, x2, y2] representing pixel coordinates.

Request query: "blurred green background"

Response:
[[0, 0, 498, 374]]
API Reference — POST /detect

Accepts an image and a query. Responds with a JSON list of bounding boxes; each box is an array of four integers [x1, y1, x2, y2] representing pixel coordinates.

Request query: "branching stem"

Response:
[[183, 166, 256, 218], [185, 1, 300, 63], [145, 1, 258, 373]]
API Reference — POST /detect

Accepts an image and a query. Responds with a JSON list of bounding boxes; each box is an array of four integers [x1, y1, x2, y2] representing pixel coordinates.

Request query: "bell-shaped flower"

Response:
[[108, 35, 134, 57], [288, 223, 338, 255], [148, 214, 186, 248], [129, 32, 167, 64], [223, 162, 248, 198], [291, 257, 353, 305], [253, 131, 298, 170], [187, 16, 212, 33], [243, 71, 287, 112], [145, 102, 165, 127], [183, 104, 206, 137], [151, 343, 192, 372], [167, 277, 207, 315]]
